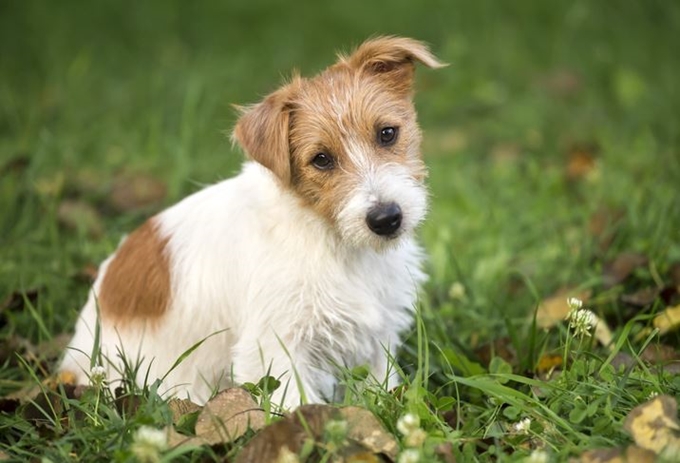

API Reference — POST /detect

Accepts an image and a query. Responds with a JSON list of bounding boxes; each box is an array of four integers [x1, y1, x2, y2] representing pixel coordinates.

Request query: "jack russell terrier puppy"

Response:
[[60, 36, 445, 408]]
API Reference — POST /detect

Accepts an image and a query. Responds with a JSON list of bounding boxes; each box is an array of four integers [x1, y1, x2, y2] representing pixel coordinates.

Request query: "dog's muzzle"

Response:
[[366, 202, 402, 237]]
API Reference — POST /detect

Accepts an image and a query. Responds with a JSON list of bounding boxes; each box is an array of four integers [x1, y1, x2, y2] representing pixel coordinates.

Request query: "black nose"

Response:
[[366, 202, 402, 236]]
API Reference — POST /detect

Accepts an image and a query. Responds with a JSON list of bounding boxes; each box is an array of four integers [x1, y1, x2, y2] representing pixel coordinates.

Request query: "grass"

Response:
[[1, 0, 680, 461]]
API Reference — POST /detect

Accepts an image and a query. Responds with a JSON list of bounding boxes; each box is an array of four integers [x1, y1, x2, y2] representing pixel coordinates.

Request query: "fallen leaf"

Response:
[[170, 388, 265, 448], [639, 344, 680, 365], [576, 445, 656, 463], [434, 442, 457, 463], [621, 287, 660, 307], [57, 199, 104, 238], [609, 352, 637, 371], [109, 172, 166, 213], [623, 395, 680, 454], [669, 262, 680, 287], [537, 68, 582, 98], [168, 397, 201, 424], [491, 142, 521, 165], [235, 404, 398, 463], [566, 144, 598, 182], [235, 405, 333, 462], [652, 305, 680, 335], [603, 253, 648, 288], [73, 263, 99, 283], [340, 406, 399, 459], [535, 289, 591, 329], [536, 354, 563, 374], [1, 288, 41, 313], [588, 206, 625, 253], [473, 336, 517, 368], [0, 398, 20, 414], [0, 154, 30, 176], [594, 317, 614, 350]]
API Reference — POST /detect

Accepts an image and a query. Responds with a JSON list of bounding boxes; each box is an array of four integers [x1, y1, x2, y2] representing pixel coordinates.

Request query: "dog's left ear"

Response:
[[343, 36, 447, 96], [231, 80, 299, 184]]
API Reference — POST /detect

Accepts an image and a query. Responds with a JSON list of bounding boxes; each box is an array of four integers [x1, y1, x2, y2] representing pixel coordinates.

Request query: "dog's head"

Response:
[[232, 36, 445, 249]]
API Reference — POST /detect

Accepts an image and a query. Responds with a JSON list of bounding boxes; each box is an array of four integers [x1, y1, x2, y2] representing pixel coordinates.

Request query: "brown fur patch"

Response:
[[98, 218, 171, 324]]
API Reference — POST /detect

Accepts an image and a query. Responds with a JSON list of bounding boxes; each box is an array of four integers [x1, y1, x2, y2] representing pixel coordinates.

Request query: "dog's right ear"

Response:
[[342, 36, 446, 97], [231, 80, 299, 184]]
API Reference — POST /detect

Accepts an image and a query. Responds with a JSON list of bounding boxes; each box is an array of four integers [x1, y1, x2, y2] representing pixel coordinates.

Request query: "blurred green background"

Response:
[[1, 0, 679, 345]]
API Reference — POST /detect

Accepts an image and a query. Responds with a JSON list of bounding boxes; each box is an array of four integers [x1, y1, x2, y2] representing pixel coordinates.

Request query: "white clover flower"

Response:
[[566, 308, 597, 337], [448, 281, 467, 300], [398, 448, 421, 463], [405, 428, 427, 448], [277, 446, 301, 463], [89, 365, 107, 387], [396, 413, 420, 437], [512, 417, 532, 435], [567, 297, 583, 311], [525, 449, 550, 463], [131, 426, 167, 463]]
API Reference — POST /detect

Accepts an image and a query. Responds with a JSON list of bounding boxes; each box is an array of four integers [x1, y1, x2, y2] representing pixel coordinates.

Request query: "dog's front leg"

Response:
[[230, 336, 322, 409], [369, 336, 402, 392]]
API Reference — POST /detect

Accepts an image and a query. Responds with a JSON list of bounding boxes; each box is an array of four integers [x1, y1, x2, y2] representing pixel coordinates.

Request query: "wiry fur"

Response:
[[60, 36, 444, 408]]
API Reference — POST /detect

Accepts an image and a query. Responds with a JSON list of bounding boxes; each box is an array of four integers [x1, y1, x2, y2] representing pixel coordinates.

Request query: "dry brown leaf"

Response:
[[538, 69, 582, 98], [623, 395, 680, 454], [576, 445, 656, 463], [588, 206, 625, 253], [194, 388, 265, 444], [473, 336, 517, 368], [491, 142, 521, 165], [535, 289, 591, 329], [566, 145, 598, 182], [603, 253, 648, 288], [168, 397, 201, 424], [109, 172, 166, 212], [639, 344, 680, 365], [235, 404, 398, 463], [620, 287, 660, 307], [0, 154, 30, 177], [536, 354, 563, 374], [57, 199, 104, 238], [593, 318, 614, 350], [170, 388, 265, 448], [340, 406, 399, 460], [669, 262, 680, 287], [1, 288, 41, 313], [653, 305, 680, 335], [235, 405, 333, 463]]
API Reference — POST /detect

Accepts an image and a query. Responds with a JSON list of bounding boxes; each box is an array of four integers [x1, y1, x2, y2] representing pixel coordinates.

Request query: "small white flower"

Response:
[[648, 391, 659, 400], [396, 413, 420, 437], [566, 308, 597, 337], [277, 446, 301, 463], [131, 426, 167, 463], [405, 428, 427, 448], [89, 365, 107, 387], [525, 449, 550, 463], [567, 297, 583, 310], [448, 282, 467, 300], [512, 417, 532, 435], [398, 448, 421, 463]]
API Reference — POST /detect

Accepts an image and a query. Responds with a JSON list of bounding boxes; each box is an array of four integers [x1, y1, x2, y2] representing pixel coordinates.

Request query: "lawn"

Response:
[[1, 0, 679, 461]]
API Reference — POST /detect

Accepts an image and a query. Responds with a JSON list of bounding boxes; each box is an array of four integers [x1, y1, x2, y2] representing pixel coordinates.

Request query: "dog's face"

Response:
[[233, 37, 445, 249]]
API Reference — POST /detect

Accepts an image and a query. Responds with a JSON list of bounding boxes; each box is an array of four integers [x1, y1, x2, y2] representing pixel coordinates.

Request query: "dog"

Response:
[[60, 36, 444, 408]]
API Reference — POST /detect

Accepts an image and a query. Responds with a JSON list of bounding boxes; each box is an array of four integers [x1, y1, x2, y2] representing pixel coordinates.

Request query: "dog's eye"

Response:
[[378, 127, 398, 146], [311, 153, 334, 170]]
